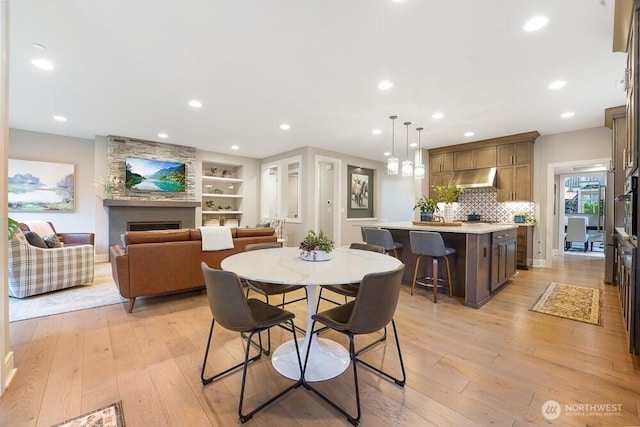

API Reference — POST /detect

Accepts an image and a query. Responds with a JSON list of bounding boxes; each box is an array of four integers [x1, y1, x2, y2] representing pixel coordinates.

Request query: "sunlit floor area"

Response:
[[1, 255, 638, 426]]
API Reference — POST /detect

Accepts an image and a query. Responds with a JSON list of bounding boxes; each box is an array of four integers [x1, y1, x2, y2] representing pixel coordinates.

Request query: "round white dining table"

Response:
[[221, 246, 403, 382]]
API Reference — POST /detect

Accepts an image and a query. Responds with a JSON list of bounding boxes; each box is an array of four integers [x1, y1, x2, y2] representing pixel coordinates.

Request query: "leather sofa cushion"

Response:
[[236, 227, 276, 237], [125, 229, 192, 245]]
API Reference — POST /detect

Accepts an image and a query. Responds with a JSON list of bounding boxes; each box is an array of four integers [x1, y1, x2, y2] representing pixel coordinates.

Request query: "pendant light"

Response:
[[402, 121, 413, 177], [414, 127, 425, 179], [387, 115, 399, 175]]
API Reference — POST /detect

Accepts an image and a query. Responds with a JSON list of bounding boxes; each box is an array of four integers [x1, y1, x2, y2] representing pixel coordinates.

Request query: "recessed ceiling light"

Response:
[[378, 80, 393, 90], [432, 112, 444, 120], [188, 99, 202, 108], [524, 15, 549, 32], [561, 111, 575, 118], [548, 80, 567, 90], [32, 43, 46, 51], [231, 145, 239, 150], [372, 129, 382, 135], [158, 132, 168, 138], [383, 152, 391, 157], [53, 115, 67, 122], [464, 131, 474, 137], [31, 58, 54, 71], [280, 123, 290, 130], [409, 143, 418, 148]]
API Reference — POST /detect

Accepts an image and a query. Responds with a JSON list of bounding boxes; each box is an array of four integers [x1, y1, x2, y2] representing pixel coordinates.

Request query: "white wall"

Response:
[[8, 129, 98, 248]]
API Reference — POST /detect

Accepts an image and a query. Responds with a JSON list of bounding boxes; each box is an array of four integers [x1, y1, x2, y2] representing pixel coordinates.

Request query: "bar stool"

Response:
[[409, 231, 456, 302], [364, 228, 403, 258]]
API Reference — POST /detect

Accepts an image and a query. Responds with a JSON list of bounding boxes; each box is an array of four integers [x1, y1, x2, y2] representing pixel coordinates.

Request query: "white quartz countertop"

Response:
[[373, 221, 519, 234]]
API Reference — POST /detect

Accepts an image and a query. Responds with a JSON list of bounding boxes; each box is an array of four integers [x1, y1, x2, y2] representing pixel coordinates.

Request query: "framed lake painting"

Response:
[[8, 159, 75, 212]]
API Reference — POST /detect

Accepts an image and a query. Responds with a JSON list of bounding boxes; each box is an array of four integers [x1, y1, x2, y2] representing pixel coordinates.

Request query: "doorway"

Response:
[[315, 156, 341, 244]]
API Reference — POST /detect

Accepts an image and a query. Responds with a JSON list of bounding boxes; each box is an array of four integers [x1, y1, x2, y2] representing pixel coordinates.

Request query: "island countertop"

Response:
[[372, 221, 519, 234]]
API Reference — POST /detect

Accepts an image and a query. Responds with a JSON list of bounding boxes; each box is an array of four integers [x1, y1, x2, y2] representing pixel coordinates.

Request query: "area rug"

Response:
[[9, 262, 127, 322], [530, 282, 602, 326], [50, 401, 125, 427]]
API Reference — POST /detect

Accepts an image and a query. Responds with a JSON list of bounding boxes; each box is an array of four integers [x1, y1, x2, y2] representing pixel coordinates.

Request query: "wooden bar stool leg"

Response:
[[444, 256, 454, 298], [432, 257, 439, 303], [411, 255, 422, 296]]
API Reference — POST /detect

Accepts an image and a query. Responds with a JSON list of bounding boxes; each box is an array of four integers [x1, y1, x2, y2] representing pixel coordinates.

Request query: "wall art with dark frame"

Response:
[[8, 159, 75, 212], [347, 165, 374, 218]]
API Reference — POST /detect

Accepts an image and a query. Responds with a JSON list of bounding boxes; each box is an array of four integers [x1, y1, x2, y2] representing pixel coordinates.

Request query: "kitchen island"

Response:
[[371, 222, 519, 308]]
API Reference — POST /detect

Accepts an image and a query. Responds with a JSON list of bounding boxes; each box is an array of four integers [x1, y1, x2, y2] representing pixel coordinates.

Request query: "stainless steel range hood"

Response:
[[450, 167, 497, 189]]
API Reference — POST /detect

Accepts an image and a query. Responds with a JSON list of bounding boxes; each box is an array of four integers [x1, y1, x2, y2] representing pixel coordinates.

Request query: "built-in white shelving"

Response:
[[201, 162, 243, 225]]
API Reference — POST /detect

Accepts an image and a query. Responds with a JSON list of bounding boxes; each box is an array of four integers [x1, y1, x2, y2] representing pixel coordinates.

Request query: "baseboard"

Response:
[[2, 350, 16, 395], [534, 258, 550, 268], [95, 253, 109, 263]]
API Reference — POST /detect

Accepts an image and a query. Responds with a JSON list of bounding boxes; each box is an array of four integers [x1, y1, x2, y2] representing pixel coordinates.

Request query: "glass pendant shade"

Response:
[[402, 160, 413, 177], [387, 115, 399, 175], [402, 121, 412, 177], [414, 126, 425, 179], [387, 157, 399, 175]]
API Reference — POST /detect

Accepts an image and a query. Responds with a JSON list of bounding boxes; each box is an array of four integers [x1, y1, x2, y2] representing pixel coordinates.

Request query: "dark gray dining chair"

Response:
[[302, 265, 406, 426], [200, 262, 302, 424], [243, 242, 307, 354], [364, 228, 403, 258], [409, 230, 456, 302]]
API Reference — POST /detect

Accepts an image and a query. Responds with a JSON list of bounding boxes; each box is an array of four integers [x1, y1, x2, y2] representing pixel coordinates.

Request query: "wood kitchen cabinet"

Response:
[[497, 141, 532, 166], [496, 163, 532, 202], [516, 225, 534, 269], [428, 131, 539, 200], [491, 228, 517, 291], [429, 152, 454, 199], [453, 146, 496, 170]]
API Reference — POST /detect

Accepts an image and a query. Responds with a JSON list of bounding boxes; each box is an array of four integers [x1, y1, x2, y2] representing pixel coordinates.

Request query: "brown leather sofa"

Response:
[[110, 227, 276, 312]]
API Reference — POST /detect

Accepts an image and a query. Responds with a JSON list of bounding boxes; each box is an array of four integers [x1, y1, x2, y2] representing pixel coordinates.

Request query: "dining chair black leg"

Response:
[[201, 319, 262, 385], [238, 320, 303, 423], [355, 319, 406, 386]]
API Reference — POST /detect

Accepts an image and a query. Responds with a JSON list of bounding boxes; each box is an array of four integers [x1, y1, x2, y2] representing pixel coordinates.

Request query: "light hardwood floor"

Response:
[[1, 254, 639, 427]]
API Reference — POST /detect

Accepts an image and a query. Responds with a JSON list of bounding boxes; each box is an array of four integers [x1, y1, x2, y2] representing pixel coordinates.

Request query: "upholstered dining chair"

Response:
[[565, 217, 590, 252], [243, 242, 307, 354], [302, 265, 406, 426], [316, 243, 384, 307], [409, 231, 456, 303], [363, 227, 403, 258], [200, 263, 302, 424]]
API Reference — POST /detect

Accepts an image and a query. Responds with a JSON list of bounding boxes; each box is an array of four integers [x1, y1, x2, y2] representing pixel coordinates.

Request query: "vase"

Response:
[[299, 250, 332, 262], [442, 204, 454, 222], [420, 212, 434, 222]]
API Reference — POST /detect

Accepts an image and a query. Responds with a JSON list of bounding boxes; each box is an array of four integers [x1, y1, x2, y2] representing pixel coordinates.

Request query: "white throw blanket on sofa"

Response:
[[198, 226, 234, 251]]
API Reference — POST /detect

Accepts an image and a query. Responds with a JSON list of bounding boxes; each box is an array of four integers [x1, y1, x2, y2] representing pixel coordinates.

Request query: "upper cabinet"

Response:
[[428, 131, 539, 202], [605, 105, 627, 229], [201, 162, 243, 225], [497, 141, 532, 166], [626, 4, 639, 176], [453, 146, 496, 170]]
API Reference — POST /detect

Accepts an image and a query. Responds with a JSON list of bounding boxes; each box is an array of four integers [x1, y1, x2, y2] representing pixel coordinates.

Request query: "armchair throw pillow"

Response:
[[44, 234, 64, 248], [23, 231, 48, 248]]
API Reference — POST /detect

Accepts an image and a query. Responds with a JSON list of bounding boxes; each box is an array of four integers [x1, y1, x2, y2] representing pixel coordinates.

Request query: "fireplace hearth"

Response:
[[104, 199, 200, 247]]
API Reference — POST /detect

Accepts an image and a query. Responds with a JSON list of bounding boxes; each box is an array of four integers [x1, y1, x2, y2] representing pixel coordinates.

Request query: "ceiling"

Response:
[[8, 0, 628, 162]]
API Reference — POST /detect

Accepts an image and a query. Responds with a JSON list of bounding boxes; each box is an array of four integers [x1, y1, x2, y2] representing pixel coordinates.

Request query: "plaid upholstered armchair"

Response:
[[8, 230, 95, 298]]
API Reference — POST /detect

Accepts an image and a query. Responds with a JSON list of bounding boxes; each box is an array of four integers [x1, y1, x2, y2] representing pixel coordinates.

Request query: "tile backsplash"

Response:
[[445, 188, 535, 222]]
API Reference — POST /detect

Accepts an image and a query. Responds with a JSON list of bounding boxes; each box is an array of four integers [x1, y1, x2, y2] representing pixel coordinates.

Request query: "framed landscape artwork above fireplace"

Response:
[[8, 159, 75, 212]]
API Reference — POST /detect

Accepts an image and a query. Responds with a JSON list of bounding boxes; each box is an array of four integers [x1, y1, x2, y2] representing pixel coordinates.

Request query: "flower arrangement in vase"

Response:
[[413, 195, 439, 222], [299, 229, 334, 261]]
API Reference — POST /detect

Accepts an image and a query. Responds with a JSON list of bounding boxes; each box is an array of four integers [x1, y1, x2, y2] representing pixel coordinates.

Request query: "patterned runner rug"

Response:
[[50, 401, 125, 427], [530, 282, 602, 326]]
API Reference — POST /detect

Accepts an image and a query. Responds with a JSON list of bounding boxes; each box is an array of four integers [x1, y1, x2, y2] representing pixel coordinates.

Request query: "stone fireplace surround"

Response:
[[104, 199, 200, 248]]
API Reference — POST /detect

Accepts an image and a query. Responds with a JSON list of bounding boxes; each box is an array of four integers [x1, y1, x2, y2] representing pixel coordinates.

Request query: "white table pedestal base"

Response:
[[271, 337, 350, 382]]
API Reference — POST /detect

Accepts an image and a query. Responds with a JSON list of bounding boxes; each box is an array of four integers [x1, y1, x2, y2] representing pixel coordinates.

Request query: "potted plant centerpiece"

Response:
[[433, 182, 463, 222], [413, 195, 439, 222], [299, 229, 334, 261]]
